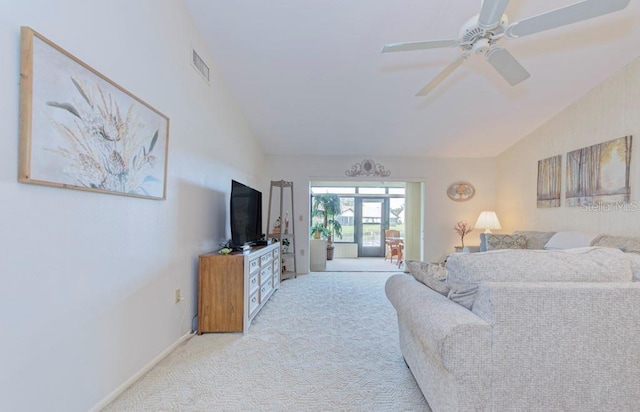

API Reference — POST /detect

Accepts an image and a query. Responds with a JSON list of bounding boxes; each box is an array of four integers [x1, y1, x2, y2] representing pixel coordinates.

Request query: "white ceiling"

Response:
[[183, 0, 640, 158]]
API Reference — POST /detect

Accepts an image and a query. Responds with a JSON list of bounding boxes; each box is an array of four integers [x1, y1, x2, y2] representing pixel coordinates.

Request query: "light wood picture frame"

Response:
[[565, 136, 632, 207], [537, 154, 561, 208], [19, 27, 169, 200]]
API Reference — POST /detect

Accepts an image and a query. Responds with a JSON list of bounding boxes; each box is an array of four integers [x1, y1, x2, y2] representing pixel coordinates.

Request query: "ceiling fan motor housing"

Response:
[[459, 14, 509, 53]]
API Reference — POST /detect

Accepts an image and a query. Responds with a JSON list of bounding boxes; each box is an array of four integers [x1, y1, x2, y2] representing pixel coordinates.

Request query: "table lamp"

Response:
[[475, 211, 501, 233]]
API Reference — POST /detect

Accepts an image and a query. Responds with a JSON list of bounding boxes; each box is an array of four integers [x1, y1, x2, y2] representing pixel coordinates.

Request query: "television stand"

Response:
[[198, 242, 280, 334]]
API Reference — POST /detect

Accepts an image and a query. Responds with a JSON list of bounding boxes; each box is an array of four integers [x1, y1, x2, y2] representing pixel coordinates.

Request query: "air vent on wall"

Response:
[[191, 48, 210, 83]]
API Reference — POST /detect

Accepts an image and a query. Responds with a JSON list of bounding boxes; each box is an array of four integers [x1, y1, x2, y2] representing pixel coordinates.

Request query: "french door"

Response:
[[356, 198, 388, 257]]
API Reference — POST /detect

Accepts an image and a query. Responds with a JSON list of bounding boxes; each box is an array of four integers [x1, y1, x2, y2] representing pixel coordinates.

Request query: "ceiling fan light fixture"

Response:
[[472, 38, 491, 54]]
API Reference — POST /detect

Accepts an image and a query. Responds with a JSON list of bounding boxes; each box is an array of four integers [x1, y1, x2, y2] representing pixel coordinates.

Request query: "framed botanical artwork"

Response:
[[19, 27, 170, 200], [447, 181, 475, 202]]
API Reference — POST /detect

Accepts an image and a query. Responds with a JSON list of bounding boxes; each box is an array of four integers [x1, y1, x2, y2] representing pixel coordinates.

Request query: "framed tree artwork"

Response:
[[565, 136, 632, 207], [537, 154, 561, 208], [19, 27, 170, 200]]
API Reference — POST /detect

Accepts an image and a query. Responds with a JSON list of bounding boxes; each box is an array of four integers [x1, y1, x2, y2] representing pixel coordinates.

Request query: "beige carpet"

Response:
[[326, 257, 405, 272], [102, 272, 430, 411]]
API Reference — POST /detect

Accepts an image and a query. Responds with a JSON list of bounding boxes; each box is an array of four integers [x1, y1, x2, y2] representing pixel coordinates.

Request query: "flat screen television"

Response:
[[230, 180, 263, 248]]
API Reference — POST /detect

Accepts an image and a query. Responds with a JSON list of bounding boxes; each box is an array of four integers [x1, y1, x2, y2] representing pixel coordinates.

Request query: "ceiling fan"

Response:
[[381, 0, 630, 96]]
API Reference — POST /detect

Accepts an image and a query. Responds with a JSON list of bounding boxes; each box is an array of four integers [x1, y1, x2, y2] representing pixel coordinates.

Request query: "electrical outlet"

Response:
[[174, 288, 181, 304], [300, 249, 305, 256]]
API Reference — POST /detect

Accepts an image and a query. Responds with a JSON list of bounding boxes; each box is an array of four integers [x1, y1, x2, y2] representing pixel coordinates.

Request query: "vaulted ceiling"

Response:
[[183, 0, 640, 158]]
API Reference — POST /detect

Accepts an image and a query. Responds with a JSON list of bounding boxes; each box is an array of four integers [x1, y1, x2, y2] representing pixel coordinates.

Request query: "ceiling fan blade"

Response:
[[478, 0, 510, 29], [415, 54, 468, 97], [506, 0, 630, 38], [381, 39, 459, 53], [485, 46, 530, 86]]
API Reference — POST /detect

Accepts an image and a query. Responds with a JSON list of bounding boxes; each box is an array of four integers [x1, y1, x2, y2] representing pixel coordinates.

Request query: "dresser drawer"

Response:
[[260, 253, 272, 266], [260, 268, 271, 285], [249, 291, 259, 315], [249, 273, 259, 295], [260, 283, 273, 302], [249, 257, 260, 274], [272, 272, 279, 287], [273, 247, 280, 259], [272, 259, 280, 275]]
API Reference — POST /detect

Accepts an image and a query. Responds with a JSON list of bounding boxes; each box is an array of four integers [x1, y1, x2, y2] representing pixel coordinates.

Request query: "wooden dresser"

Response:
[[197, 242, 280, 334]]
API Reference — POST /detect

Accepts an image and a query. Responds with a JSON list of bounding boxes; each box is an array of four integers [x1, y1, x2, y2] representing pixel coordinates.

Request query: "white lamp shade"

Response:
[[475, 211, 501, 233]]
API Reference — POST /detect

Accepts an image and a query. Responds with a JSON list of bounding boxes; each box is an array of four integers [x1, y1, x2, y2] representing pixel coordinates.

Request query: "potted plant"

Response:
[[281, 238, 291, 253], [311, 193, 343, 260], [454, 220, 473, 252], [310, 222, 330, 239]]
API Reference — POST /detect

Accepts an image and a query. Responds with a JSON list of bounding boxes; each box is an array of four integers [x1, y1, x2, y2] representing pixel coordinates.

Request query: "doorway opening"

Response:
[[310, 182, 406, 271]]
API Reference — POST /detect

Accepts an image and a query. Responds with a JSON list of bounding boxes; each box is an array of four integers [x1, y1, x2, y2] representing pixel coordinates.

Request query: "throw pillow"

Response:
[[405, 260, 450, 296], [445, 247, 632, 310], [591, 235, 640, 254], [485, 234, 527, 250], [512, 231, 556, 250], [544, 231, 599, 250]]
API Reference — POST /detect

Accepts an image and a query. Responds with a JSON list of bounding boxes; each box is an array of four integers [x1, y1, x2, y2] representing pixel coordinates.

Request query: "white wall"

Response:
[[265, 155, 496, 268], [0, 1, 265, 411], [496, 56, 640, 235]]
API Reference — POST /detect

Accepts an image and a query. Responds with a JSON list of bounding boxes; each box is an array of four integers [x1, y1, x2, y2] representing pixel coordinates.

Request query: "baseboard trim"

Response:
[[89, 331, 196, 412]]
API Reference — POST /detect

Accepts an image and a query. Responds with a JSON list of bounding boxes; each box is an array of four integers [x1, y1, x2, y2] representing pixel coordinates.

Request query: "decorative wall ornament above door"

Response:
[[345, 159, 391, 177]]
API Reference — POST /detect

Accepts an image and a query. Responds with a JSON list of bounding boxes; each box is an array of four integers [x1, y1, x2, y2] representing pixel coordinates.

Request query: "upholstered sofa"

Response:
[[386, 232, 640, 411]]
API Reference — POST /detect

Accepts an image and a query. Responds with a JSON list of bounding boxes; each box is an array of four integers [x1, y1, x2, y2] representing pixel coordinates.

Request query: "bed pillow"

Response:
[[405, 260, 450, 296], [445, 247, 632, 310], [544, 231, 599, 250]]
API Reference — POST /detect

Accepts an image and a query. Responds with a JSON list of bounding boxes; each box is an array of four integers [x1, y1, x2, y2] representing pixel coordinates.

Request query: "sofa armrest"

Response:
[[386, 273, 490, 372], [473, 281, 640, 411], [387, 274, 492, 411]]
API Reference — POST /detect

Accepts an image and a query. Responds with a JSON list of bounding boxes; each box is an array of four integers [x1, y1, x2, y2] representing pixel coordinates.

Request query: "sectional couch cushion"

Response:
[[591, 234, 640, 254], [445, 247, 632, 310], [627, 253, 640, 281], [405, 260, 450, 296], [589, 235, 640, 281]]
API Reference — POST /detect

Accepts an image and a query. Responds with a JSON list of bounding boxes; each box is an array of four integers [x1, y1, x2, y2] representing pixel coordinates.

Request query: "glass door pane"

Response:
[[359, 198, 385, 257], [388, 197, 405, 237]]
